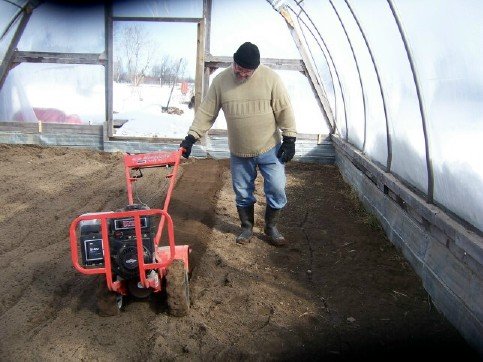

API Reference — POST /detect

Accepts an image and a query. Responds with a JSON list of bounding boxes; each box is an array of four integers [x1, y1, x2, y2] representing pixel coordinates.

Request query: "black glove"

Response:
[[179, 134, 197, 158], [277, 136, 296, 163]]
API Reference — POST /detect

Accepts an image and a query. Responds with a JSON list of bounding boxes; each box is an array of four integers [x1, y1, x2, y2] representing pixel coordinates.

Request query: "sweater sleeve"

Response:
[[271, 75, 297, 138], [188, 81, 221, 140]]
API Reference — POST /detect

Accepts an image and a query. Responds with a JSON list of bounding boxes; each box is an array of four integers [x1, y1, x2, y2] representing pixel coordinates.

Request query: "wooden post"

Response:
[[105, 0, 114, 138]]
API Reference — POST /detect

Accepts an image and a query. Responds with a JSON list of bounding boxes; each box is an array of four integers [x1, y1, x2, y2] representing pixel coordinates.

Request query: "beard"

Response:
[[232, 68, 249, 84]]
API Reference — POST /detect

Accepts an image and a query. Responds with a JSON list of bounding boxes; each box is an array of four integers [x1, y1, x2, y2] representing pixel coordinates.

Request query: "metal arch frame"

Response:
[[0, 1, 36, 90], [1, 2, 23, 40], [292, 9, 339, 136], [344, 0, 392, 172], [328, 0, 367, 151], [287, 3, 348, 140], [387, 0, 434, 203], [270, 4, 334, 134]]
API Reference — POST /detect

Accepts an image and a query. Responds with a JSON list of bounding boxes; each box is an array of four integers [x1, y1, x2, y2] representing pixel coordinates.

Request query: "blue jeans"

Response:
[[230, 144, 287, 209]]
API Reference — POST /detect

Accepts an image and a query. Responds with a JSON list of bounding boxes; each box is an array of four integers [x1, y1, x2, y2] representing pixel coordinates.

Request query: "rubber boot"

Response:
[[264, 206, 286, 247], [236, 205, 254, 244]]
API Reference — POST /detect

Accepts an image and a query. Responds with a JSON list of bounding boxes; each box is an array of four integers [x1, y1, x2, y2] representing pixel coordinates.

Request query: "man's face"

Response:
[[233, 62, 256, 83]]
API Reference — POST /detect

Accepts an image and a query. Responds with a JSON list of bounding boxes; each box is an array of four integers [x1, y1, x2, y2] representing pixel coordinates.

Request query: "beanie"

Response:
[[233, 42, 260, 70]]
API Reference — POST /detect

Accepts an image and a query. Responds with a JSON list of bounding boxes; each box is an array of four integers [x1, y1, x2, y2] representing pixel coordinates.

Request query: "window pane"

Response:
[[17, 3, 104, 53], [112, 21, 197, 138], [0, 63, 105, 124]]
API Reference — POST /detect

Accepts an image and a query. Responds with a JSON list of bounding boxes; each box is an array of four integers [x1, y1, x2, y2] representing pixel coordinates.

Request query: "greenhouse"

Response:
[[0, 0, 481, 360]]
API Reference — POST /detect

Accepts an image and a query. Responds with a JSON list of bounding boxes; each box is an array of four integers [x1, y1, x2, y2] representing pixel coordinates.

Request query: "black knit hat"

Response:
[[233, 42, 260, 70]]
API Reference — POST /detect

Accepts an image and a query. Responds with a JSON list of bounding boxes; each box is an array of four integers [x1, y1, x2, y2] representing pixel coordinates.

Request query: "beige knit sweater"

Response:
[[188, 65, 297, 157]]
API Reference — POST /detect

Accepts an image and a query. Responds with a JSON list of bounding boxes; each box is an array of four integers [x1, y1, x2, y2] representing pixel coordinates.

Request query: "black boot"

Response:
[[236, 205, 254, 244], [264, 206, 286, 247]]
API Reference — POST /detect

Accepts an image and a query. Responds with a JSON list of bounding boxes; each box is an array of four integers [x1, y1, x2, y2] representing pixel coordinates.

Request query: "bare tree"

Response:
[[150, 55, 173, 86], [115, 24, 154, 87], [150, 56, 188, 87], [113, 57, 124, 83]]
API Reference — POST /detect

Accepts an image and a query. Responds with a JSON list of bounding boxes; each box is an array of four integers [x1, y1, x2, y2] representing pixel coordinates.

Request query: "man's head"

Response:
[[233, 42, 260, 82]]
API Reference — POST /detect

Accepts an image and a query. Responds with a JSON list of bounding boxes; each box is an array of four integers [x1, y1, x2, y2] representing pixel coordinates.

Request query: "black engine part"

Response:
[[79, 204, 156, 280]]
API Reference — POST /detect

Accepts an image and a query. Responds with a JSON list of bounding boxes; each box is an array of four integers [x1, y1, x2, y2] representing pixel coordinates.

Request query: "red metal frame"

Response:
[[124, 149, 182, 208], [69, 148, 189, 294]]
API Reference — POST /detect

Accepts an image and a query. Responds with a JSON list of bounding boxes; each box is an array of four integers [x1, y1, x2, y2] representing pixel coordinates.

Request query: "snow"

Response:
[[1, 66, 328, 138], [112, 71, 329, 139], [113, 82, 195, 139]]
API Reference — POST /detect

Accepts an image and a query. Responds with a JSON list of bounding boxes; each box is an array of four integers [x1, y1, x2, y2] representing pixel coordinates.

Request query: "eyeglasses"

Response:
[[233, 62, 255, 77]]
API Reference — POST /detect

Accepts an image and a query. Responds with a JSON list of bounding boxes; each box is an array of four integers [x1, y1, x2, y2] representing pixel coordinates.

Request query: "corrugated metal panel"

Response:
[[0, 131, 103, 149], [204, 134, 334, 164], [0, 125, 334, 164]]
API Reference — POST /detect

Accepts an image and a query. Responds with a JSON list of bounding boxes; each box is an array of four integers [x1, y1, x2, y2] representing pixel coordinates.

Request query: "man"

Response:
[[179, 42, 296, 247]]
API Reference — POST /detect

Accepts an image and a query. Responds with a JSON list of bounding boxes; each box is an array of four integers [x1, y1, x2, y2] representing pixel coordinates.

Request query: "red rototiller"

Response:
[[69, 148, 190, 316]]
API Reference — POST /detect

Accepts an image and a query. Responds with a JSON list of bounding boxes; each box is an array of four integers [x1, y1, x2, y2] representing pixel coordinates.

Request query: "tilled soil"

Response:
[[0, 144, 478, 361]]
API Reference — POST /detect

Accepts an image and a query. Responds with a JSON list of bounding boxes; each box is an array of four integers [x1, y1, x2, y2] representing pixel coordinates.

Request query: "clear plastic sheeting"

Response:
[[113, 0, 202, 18], [211, 0, 299, 59], [0, 1, 20, 37], [284, 0, 482, 231], [17, 3, 105, 53], [0, 1, 21, 63], [0, 63, 105, 124], [303, 1, 364, 150], [331, 0, 387, 167], [291, 10, 338, 135], [282, 69, 329, 134], [393, 0, 483, 231], [348, 1, 428, 194]]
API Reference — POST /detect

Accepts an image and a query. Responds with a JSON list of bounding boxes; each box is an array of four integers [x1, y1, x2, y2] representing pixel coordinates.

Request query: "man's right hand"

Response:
[[179, 134, 197, 158]]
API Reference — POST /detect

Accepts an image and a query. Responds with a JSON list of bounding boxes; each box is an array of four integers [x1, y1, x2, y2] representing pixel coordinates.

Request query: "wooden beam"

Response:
[[112, 16, 202, 23], [205, 55, 304, 71], [12, 51, 106, 65], [0, 121, 103, 135], [194, 20, 205, 111], [202, 0, 212, 99]]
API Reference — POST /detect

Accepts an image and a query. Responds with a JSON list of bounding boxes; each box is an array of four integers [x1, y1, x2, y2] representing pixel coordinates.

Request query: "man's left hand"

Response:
[[277, 136, 296, 163]]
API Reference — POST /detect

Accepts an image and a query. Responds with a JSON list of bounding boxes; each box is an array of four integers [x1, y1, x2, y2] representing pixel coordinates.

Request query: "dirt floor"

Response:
[[0, 144, 479, 361]]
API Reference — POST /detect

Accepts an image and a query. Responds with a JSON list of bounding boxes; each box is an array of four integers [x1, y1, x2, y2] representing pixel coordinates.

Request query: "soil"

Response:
[[0, 144, 478, 361]]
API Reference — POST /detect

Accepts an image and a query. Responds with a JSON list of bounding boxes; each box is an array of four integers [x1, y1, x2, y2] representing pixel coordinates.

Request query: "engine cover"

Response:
[[79, 205, 155, 279]]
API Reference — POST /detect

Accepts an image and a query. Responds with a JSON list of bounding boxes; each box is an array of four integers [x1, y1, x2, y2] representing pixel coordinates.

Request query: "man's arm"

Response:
[[180, 82, 221, 158], [188, 82, 221, 140]]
